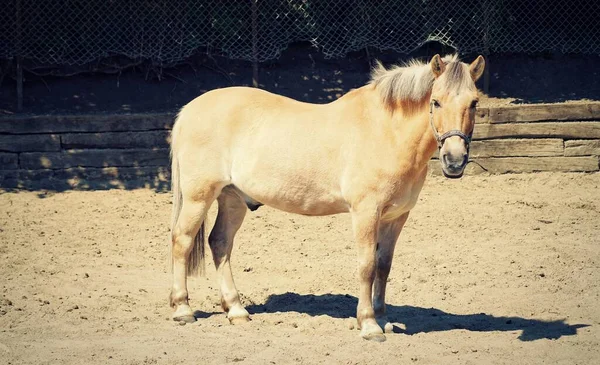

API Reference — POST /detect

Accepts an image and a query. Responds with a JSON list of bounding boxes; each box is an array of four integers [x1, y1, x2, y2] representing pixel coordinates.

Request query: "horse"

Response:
[[168, 54, 485, 342]]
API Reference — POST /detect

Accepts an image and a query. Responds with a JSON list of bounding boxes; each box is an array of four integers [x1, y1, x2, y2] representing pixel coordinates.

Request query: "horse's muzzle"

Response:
[[441, 152, 468, 179]]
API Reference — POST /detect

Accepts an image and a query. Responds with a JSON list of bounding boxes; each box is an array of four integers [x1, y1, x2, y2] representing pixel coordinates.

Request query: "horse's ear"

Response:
[[469, 55, 486, 81], [430, 54, 445, 78]]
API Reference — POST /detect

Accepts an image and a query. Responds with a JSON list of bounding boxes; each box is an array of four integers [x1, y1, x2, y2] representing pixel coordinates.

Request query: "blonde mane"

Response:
[[370, 54, 470, 112]]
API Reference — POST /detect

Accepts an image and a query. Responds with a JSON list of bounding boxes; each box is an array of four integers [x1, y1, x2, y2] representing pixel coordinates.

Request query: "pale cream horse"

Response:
[[169, 54, 485, 341]]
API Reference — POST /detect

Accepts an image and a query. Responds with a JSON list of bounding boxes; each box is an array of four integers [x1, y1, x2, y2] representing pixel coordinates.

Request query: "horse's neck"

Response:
[[386, 100, 438, 171], [341, 86, 437, 172]]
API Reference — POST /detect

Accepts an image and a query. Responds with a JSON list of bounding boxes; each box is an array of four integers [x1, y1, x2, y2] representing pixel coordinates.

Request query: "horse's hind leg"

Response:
[[170, 183, 220, 323], [209, 186, 250, 324]]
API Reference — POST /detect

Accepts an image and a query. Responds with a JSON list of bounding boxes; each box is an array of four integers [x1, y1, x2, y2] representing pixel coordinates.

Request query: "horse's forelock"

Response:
[[439, 58, 476, 94]]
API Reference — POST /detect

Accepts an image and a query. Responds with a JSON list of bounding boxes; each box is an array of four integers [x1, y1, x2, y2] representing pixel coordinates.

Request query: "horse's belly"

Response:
[[232, 176, 348, 216], [263, 194, 348, 216]]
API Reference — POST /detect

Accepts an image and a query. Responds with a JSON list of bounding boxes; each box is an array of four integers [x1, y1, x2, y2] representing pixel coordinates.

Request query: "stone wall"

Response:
[[1, 104, 599, 191]]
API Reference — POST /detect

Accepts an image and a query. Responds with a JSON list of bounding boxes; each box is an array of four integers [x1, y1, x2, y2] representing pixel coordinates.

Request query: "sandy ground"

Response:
[[0, 172, 599, 365]]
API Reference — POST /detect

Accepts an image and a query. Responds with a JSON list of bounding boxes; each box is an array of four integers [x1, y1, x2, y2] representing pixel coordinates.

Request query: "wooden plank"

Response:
[[20, 149, 170, 170], [564, 140, 600, 156], [0, 113, 175, 134], [488, 103, 600, 123], [0, 134, 61, 152], [0, 167, 170, 191], [429, 156, 599, 175], [52, 166, 170, 190], [61, 131, 171, 149], [433, 139, 564, 158], [470, 139, 564, 157], [0, 169, 54, 189], [1, 103, 599, 135], [473, 122, 600, 140], [468, 157, 599, 174], [0, 152, 19, 170], [474, 107, 489, 124]]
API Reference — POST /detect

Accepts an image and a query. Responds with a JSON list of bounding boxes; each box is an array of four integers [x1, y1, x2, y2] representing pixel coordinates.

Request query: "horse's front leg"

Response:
[[373, 212, 410, 333], [351, 206, 386, 342]]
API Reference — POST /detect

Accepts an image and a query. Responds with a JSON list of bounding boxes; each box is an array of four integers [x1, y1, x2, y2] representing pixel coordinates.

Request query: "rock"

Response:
[[67, 305, 79, 312]]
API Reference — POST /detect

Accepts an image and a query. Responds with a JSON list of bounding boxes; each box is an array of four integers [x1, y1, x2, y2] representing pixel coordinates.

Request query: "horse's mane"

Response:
[[370, 54, 471, 112]]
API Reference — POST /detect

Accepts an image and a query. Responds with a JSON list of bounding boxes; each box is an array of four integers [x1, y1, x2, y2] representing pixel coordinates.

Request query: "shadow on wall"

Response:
[[2, 42, 598, 117], [244, 292, 589, 342], [0, 167, 172, 194], [484, 52, 600, 104]]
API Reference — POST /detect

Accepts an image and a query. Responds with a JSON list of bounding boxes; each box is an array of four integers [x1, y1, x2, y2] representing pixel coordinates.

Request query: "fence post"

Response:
[[15, 0, 23, 111], [482, 0, 490, 94], [251, 0, 259, 88]]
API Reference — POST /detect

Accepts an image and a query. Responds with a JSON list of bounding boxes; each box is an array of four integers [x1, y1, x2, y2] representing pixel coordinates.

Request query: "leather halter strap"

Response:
[[429, 100, 473, 150]]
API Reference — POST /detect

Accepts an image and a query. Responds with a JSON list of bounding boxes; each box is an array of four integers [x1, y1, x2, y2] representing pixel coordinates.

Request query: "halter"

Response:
[[428, 100, 473, 152]]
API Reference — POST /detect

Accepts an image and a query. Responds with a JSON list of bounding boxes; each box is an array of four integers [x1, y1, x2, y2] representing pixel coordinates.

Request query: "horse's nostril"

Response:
[[442, 153, 449, 166], [462, 154, 468, 166]]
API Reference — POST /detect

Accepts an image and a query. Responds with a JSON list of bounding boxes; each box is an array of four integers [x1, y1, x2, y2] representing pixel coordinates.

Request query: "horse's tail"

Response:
[[169, 113, 205, 277]]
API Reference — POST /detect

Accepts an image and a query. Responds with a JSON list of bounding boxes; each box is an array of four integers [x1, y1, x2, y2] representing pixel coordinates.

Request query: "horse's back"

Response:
[[181, 86, 318, 120]]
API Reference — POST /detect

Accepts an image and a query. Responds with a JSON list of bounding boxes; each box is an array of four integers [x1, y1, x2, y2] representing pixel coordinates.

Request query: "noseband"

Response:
[[428, 100, 473, 152]]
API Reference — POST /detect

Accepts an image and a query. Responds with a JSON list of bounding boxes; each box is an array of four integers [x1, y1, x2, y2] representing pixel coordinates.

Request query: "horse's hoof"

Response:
[[360, 321, 386, 342], [227, 306, 250, 325], [173, 315, 196, 323], [361, 332, 387, 342], [228, 315, 251, 325]]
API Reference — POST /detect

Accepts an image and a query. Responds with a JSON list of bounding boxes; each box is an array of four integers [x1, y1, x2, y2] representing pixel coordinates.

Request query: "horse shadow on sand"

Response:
[[244, 292, 588, 341]]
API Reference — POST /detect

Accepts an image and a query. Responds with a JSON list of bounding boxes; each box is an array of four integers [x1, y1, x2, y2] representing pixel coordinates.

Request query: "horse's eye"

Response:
[[433, 100, 441, 108], [470, 100, 478, 109]]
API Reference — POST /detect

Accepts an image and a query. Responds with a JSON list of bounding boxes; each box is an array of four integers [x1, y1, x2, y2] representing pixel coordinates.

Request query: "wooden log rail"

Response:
[[0, 104, 599, 190]]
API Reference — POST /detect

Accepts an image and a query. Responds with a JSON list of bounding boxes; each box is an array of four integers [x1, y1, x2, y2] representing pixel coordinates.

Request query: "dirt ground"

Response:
[[1, 172, 599, 364]]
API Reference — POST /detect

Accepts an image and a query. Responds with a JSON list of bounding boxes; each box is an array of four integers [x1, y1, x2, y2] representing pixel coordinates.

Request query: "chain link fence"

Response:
[[1, 0, 599, 73]]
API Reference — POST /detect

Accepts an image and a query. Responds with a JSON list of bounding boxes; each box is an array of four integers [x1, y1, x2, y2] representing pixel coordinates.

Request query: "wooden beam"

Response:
[[15, 0, 23, 111], [429, 156, 599, 175], [251, 0, 259, 88], [564, 140, 600, 156], [474, 122, 600, 140], [488, 103, 600, 123]]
